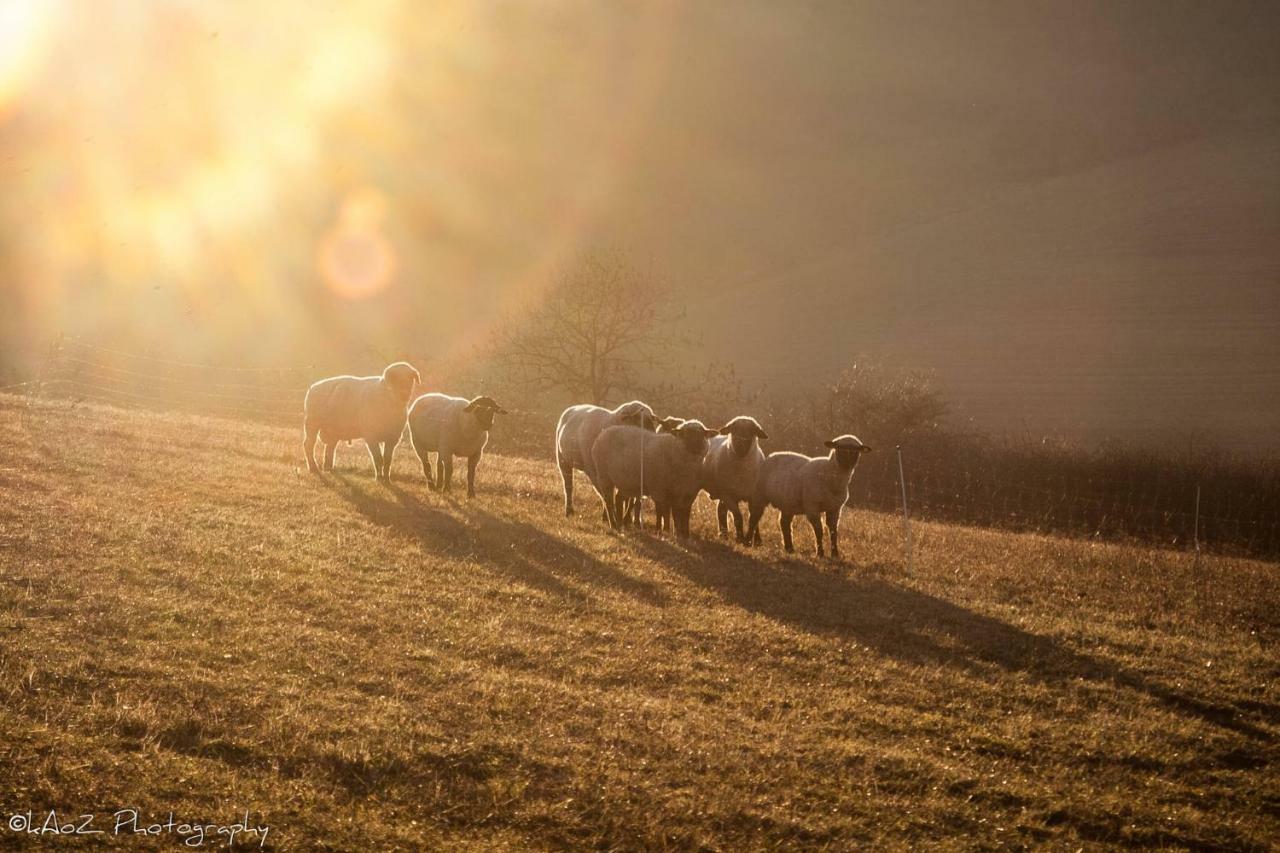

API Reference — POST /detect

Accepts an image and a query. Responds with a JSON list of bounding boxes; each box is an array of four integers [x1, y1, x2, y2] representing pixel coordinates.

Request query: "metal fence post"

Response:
[[897, 445, 914, 574], [1193, 483, 1201, 566]]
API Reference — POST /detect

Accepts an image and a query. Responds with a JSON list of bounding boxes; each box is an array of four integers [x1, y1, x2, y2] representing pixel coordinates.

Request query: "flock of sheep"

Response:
[[303, 362, 873, 557]]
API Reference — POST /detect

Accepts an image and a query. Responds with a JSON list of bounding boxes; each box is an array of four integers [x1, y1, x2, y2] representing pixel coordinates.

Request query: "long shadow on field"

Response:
[[322, 474, 666, 606], [629, 534, 1273, 742]]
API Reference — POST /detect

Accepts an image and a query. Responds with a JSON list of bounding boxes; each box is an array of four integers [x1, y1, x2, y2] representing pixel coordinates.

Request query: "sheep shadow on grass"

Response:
[[321, 473, 667, 607], [625, 530, 1275, 743]]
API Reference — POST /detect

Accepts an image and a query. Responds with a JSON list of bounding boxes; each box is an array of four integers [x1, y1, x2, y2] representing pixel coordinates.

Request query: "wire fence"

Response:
[[10, 338, 1279, 561]]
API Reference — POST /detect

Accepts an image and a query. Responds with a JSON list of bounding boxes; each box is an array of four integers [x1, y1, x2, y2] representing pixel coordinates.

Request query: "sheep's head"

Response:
[[824, 435, 873, 470], [718, 415, 769, 458], [655, 416, 684, 434], [464, 395, 508, 430], [382, 362, 420, 404], [673, 419, 718, 457], [614, 400, 655, 430]]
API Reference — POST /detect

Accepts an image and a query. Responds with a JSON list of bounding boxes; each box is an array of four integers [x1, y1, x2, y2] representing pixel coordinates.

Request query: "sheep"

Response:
[[700, 415, 769, 543], [591, 419, 718, 538], [745, 435, 873, 558], [302, 362, 420, 481], [554, 400, 656, 516], [407, 393, 508, 497]]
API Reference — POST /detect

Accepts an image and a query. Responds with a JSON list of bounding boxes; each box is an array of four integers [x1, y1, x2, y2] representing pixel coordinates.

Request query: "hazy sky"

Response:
[[1, 0, 1277, 447]]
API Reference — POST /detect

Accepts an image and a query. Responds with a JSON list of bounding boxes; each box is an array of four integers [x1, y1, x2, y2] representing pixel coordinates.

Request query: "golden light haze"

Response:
[[1, 1, 1277, 449]]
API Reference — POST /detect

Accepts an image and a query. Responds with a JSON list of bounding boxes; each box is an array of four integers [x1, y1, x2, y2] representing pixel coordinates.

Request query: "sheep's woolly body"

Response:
[[701, 437, 766, 503], [593, 428, 701, 503], [752, 451, 852, 518], [302, 362, 419, 480], [305, 376, 409, 446], [408, 394, 491, 459], [747, 434, 871, 557], [554, 400, 654, 515], [591, 420, 715, 537]]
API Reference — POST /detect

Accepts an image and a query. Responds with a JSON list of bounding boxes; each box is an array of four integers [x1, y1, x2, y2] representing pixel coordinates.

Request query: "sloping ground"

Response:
[[0, 395, 1275, 850]]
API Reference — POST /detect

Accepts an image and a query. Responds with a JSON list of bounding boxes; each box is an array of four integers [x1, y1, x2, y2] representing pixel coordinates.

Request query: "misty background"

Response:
[[1, 0, 1277, 450]]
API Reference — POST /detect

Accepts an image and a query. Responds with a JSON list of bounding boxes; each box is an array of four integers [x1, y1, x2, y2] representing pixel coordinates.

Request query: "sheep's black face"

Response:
[[825, 435, 872, 471], [680, 431, 710, 456], [834, 448, 861, 470], [728, 429, 757, 458], [721, 417, 768, 458], [676, 422, 717, 457], [464, 396, 507, 430]]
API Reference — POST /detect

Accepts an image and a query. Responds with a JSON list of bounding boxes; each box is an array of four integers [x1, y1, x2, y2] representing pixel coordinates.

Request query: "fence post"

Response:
[[1193, 482, 1201, 565], [897, 445, 914, 574], [637, 426, 645, 530]]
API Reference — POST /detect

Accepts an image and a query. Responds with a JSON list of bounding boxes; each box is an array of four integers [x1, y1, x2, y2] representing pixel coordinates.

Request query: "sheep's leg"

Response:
[[466, 454, 480, 498], [807, 513, 825, 557], [675, 504, 692, 540], [653, 501, 670, 534], [381, 438, 398, 481], [746, 504, 764, 547], [559, 461, 575, 516], [440, 456, 455, 493], [366, 441, 385, 481], [600, 485, 620, 530], [730, 502, 746, 543], [435, 457, 447, 492], [416, 446, 436, 488], [613, 493, 627, 530], [780, 513, 795, 553], [303, 425, 320, 473], [826, 509, 841, 559], [323, 441, 336, 472], [716, 501, 730, 537]]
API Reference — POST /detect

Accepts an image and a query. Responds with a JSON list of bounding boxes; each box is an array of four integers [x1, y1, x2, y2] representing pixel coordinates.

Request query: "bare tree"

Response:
[[488, 251, 686, 406]]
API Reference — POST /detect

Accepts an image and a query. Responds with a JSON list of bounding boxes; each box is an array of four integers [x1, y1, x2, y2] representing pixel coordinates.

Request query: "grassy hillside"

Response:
[[1, 394, 1276, 850]]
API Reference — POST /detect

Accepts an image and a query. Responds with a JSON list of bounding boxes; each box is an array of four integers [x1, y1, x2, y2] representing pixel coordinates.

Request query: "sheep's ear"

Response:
[[703, 427, 719, 439], [859, 445, 873, 453], [824, 439, 838, 449], [463, 399, 480, 412], [755, 426, 770, 440], [717, 425, 733, 435], [494, 405, 509, 415]]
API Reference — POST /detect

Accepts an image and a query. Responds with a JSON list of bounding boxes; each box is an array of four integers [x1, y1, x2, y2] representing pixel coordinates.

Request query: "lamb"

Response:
[[302, 362, 420, 481], [554, 400, 656, 516], [700, 415, 769, 543], [407, 393, 508, 497], [591, 419, 718, 538], [745, 435, 872, 558]]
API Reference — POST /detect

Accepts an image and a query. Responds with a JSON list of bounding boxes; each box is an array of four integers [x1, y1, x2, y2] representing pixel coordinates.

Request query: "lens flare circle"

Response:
[[317, 188, 397, 300]]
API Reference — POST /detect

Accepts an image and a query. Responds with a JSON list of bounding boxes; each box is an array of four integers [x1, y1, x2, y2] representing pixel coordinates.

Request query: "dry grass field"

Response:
[[1, 394, 1276, 850]]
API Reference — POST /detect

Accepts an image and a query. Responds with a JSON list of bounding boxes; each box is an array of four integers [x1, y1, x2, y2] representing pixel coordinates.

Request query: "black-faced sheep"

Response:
[[700, 415, 769, 543], [407, 393, 507, 497], [745, 435, 872, 557], [554, 400, 655, 516], [591, 419, 718, 539]]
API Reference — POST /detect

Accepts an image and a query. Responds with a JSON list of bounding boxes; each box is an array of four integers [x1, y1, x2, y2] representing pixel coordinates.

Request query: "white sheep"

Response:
[[407, 393, 508, 497], [554, 400, 655, 516], [302, 362, 420, 481], [591, 419, 718, 538], [700, 415, 769, 543], [746, 435, 873, 557]]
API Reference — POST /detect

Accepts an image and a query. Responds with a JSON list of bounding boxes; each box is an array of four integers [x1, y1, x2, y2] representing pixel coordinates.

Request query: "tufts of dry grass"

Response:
[[1, 395, 1276, 850]]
